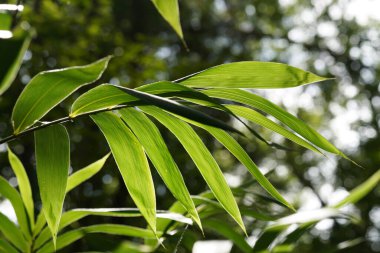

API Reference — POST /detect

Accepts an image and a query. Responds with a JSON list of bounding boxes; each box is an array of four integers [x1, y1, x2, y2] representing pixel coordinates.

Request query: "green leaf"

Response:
[[0, 175, 30, 238], [226, 105, 322, 154], [91, 112, 156, 233], [333, 169, 380, 208], [33, 211, 47, 238], [34, 208, 189, 250], [8, 147, 34, 229], [66, 153, 110, 193], [37, 224, 159, 253], [203, 219, 251, 253], [114, 86, 241, 134], [0, 238, 19, 253], [35, 124, 70, 246], [120, 108, 201, 229], [12, 56, 111, 134], [151, 0, 184, 41], [177, 62, 331, 88], [141, 106, 246, 233], [203, 89, 342, 155], [0, 12, 12, 31], [0, 212, 28, 251], [170, 113, 294, 211], [0, 29, 32, 95]]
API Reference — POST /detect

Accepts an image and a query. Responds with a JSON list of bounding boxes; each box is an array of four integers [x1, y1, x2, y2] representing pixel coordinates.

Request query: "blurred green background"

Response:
[[0, 0, 379, 252]]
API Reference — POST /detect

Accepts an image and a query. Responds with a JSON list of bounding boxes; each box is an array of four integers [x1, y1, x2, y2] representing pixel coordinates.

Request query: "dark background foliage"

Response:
[[0, 0, 379, 252]]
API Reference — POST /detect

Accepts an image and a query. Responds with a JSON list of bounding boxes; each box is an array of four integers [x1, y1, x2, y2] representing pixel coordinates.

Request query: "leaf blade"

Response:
[[141, 106, 246, 233], [12, 56, 111, 134], [35, 124, 70, 245], [91, 112, 156, 233], [178, 62, 331, 88]]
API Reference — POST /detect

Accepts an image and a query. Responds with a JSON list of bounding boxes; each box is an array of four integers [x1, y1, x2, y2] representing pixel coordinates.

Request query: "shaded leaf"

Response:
[[12, 56, 111, 134], [0, 238, 19, 253], [0, 175, 30, 238], [0, 29, 32, 95], [177, 62, 331, 88], [35, 124, 70, 245], [8, 147, 34, 229], [141, 106, 246, 233], [91, 112, 156, 233], [66, 153, 110, 193], [0, 212, 28, 251]]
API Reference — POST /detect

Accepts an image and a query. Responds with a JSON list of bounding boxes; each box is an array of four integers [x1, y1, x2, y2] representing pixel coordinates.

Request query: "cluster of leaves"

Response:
[[1, 1, 379, 252]]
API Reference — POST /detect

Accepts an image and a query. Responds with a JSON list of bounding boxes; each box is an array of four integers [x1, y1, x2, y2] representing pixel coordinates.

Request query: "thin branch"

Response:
[[0, 104, 132, 145]]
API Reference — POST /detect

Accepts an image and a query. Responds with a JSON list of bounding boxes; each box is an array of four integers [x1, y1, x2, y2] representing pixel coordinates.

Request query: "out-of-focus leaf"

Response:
[[114, 241, 155, 253], [120, 108, 201, 229], [35, 124, 70, 245], [170, 113, 295, 211], [33, 212, 46, 238], [151, 0, 184, 41], [203, 89, 343, 155], [226, 105, 322, 154], [203, 219, 251, 253], [66, 153, 110, 193], [37, 224, 159, 253], [0, 212, 28, 251], [0, 176, 30, 238], [0, 29, 32, 95], [91, 112, 156, 233], [0, 12, 12, 31], [0, 238, 19, 253], [333, 169, 380, 208], [8, 147, 34, 228], [141, 106, 246, 233], [12, 56, 111, 134], [177, 62, 330, 88], [34, 208, 190, 250]]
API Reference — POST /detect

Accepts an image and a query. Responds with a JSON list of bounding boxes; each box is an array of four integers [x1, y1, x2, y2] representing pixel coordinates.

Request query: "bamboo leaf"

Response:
[[203, 89, 342, 155], [177, 62, 331, 88], [119, 108, 201, 229], [141, 106, 246, 233], [35, 124, 70, 246], [37, 224, 159, 253], [12, 56, 111, 134], [170, 113, 295, 211], [0, 175, 30, 239], [8, 147, 34, 229], [0, 238, 19, 253], [0, 212, 28, 251], [203, 219, 251, 253], [66, 153, 110, 193], [226, 105, 322, 154], [333, 169, 380, 208], [151, 0, 184, 41], [33, 211, 47, 238], [0, 29, 32, 95], [91, 112, 156, 233]]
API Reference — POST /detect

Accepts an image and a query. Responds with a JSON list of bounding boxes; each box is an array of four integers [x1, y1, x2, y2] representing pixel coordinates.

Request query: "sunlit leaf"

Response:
[[141, 106, 246, 233], [177, 62, 331, 88], [91, 112, 156, 233], [66, 153, 110, 193], [151, 0, 184, 41], [0, 29, 32, 95], [35, 124, 70, 246], [226, 105, 322, 154], [203, 89, 342, 155], [12, 56, 111, 134], [0, 176, 30, 238], [120, 108, 201, 229], [0, 212, 28, 251], [8, 147, 34, 229]]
